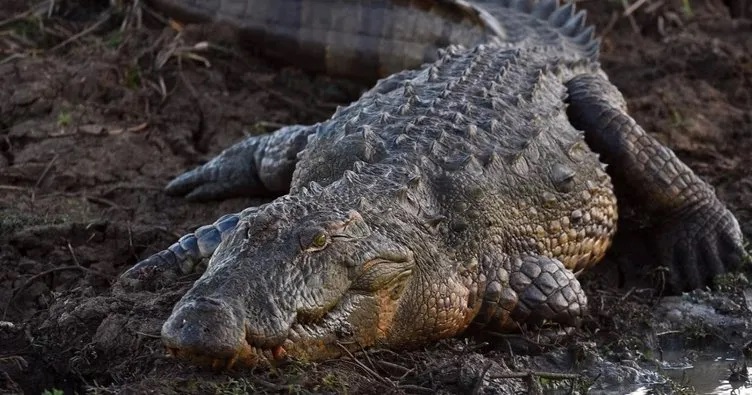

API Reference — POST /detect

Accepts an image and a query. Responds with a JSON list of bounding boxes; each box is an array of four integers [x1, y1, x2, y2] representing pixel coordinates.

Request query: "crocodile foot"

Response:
[[648, 203, 747, 292]]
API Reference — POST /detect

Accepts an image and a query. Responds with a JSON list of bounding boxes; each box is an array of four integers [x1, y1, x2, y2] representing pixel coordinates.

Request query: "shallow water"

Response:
[[661, 354, 751, 395]]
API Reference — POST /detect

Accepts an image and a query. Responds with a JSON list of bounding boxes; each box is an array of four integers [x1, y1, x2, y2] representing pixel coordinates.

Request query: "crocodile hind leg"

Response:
[[166, 124, 319, 201], [565, 74, 747, 292], [479, 255, 587, 331]]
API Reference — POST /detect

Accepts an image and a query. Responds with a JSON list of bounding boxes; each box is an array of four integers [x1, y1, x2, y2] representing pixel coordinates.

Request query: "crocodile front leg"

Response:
[[167, 124, 319, 201], [478, 255, 587, 331], [565, 74, 748, 292]]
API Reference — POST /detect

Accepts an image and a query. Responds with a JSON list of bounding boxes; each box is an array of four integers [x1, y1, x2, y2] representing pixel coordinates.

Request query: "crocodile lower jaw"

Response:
[[165, 342, 287, 370]]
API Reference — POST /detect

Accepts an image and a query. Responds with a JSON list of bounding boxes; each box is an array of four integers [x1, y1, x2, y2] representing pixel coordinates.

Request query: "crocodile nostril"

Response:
[[195, 296, 223, 306]]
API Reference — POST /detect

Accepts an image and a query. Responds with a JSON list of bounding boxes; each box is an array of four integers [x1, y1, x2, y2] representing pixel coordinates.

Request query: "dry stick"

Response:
[[624, 0, 651, 16], [0, 185, 29, 192], [472, 362, 493, 395], [620, 0, 642, 34], [600, 10, 621, 37], [30, 153, 58, 206], [489, 371, 580, 380], [48, 10, 112, 52], [0, 0, 50, 29], [250, 376, 296, 392], [335, 342, 395, 388], [397, 384, 434, 393], [2, 241, 114, 319]]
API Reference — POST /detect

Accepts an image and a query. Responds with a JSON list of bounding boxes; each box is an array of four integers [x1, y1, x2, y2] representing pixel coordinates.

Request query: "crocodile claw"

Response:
[[166, 137, 263, 201], [653, 204, 747, 293]]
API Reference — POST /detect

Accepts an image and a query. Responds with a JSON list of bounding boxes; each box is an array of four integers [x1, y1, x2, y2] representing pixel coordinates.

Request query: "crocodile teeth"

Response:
[[226, 353, 240, 370], [272, 345, 287, 360]]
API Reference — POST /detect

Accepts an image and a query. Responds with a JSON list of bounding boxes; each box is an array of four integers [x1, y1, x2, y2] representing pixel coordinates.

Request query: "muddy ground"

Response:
[[0, 0, 751, 394]]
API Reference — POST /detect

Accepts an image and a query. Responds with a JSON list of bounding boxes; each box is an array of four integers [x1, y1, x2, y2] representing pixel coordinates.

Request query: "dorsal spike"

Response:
[[403, 81, 416, 98], [357, 196, 372, 211], [531, 0, 558, 19], [561, 10, 587, 36], [491, 98, 505, 111], [464, 156, 484, 175], [490, 119, 503, 134], [396, 186, 409, 201], [376, 111, 391, 125], [308, 181, 323, 193], [428, 65, 441, 82], [451, 112, 464, 124], [429, 141, 442, 157], [353, 160, 366, 172], [408, 175, 421, 188], [423, 215, 447, 228], [344, 170, 359, 183], [549, 2, 575, 27], [485, 151, 500, 168]]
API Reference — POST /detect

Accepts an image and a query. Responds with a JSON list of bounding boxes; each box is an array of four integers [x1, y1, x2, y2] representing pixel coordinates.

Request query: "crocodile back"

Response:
[[473, 0, 599, 61], [149, 0, 598, 80]]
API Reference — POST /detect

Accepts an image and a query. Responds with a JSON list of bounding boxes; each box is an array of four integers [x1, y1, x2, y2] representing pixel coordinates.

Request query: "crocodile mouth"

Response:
[[162, 251, 415, 370], [165, 339, 288, 370]]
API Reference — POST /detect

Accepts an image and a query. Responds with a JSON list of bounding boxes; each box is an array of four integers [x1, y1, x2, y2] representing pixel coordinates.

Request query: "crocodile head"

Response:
[[161, 198, 417, 368]]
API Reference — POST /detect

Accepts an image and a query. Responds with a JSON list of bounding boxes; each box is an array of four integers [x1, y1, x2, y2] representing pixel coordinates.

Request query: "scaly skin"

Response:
[[147, 0, 504, 80], [120, 0, 747, 369], [146, 0, 597, 80]]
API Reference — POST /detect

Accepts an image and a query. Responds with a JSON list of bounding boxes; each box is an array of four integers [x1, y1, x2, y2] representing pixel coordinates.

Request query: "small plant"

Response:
[[42, 389, 64, 395], [681, 0, 693, 16], [57, 110, 72, 127], [124, 65, 141, 89], [104, 31, 123, 49]]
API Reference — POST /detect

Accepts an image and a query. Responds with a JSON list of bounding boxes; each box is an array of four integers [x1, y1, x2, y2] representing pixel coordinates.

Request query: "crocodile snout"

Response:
[[161, 296, 252, 367]]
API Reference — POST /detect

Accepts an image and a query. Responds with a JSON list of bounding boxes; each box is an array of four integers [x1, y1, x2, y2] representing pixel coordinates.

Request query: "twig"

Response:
[[0, 355, 28, 371], [489, 371, 580, 380], [620, 0, 642, 34], [600, 10, 621, 37], [472, 362, 493, 395], [397, 384, 434, 393], [49, 10, 111, 52], [624, 0, 650, 16], [0, 0, 50, 29], [335, 342, 395, 387], [134, 331, 162, 339], [250, 376, 295, 392], [0, 185, 30, 192], [33, 153, 58, 190], [2, 239, 114, 319], [375, 360, 412, 376]]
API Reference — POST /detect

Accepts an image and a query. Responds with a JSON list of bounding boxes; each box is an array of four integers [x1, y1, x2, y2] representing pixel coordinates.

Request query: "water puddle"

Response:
[[661, 353, 751, 395]]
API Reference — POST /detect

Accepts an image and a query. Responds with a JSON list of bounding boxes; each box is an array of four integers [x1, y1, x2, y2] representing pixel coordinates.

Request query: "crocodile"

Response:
[[148, 0, 598, 80], [120, 0, 747, 368]]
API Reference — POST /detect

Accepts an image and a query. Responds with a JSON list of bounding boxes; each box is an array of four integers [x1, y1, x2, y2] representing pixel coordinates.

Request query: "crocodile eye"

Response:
[[312, 232, 327, 248], [301, 229, 329, 252]]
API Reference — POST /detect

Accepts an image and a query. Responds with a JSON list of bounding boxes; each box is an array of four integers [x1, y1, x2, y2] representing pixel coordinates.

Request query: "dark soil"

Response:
[[1, 0, 751, 394]]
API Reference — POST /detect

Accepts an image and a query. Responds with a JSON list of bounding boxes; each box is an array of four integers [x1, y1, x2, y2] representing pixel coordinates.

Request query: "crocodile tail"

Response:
[[147, 0, 598, 79], [148, 0, 505, 80], [475, 0, 600, 60]]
